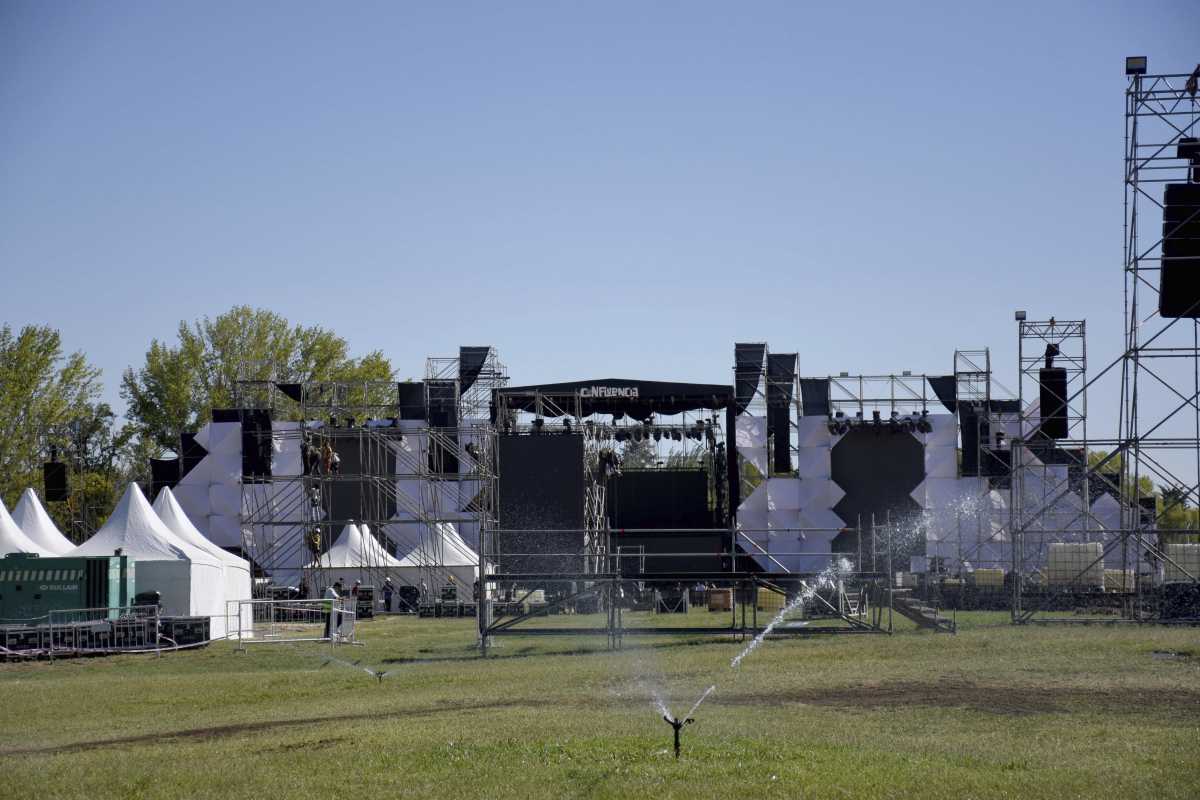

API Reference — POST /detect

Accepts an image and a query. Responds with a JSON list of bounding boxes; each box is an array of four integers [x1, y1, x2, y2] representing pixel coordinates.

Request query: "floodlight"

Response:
[[1125, 56, 1147, 76], [1014, 310, 1027, 321]]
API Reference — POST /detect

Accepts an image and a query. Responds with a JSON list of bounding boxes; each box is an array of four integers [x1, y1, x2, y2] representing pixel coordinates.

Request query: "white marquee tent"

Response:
[[154, 487, 254, 637], [68, 484, 226, 637], [304, 522, 404, 593], [0, 498, 55, 557], [12, 488, 74, 555], [393, 519, 480, 592]]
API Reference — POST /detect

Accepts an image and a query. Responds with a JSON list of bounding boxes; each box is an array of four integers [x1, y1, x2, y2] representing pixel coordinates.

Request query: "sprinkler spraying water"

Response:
[[662, 714, 693, 759], [655, 685, 713, 759]]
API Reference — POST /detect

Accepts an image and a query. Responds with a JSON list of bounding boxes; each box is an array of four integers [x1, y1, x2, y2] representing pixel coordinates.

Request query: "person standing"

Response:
[[324, 582, 340, 639], [382, 578, 395, 613]]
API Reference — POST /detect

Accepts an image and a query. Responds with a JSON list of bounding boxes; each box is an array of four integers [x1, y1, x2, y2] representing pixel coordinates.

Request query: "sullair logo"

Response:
[[580, 386, 639, 399]]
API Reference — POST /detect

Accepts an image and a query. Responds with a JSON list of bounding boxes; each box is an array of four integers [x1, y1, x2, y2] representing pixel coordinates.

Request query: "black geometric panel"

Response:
[[831, 427, 924, 549]]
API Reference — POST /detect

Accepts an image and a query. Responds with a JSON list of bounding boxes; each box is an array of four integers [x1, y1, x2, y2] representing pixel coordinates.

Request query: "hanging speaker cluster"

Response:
[[1159, 139, 1200, 318]]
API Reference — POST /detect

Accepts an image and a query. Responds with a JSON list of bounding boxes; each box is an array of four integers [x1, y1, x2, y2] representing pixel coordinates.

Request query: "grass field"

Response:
[[1, 610, 1198, 799]]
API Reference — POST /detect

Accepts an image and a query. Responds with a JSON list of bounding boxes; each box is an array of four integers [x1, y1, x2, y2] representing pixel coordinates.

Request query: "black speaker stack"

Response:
[[42, 461, 69, 502], [1159, 138, 1200, 318], [1038, 367, 1069, 439]]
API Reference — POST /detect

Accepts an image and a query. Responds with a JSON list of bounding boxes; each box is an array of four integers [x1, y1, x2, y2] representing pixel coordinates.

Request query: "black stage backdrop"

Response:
[[497, 433, 585, 574], [607, 469, 711, 529], [831, 427, 924, 558], [608, 469, 721, 574], [327, 435, 396, 527]]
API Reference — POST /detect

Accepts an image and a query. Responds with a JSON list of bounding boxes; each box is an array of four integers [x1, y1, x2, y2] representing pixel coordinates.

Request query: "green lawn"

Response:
[[1, 610, 1198, 799]]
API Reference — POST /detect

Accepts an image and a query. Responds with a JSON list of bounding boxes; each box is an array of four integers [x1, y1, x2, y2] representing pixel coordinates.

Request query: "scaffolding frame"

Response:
[[1117, 64, 1200, 614], [998, 64, 1200, 622], [236, 350, 504, 606]]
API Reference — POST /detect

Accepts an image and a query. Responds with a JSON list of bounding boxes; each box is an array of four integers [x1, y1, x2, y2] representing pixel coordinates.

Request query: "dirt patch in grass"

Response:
[[0, 700, 527, 757], [717, 681, 1200, 716]]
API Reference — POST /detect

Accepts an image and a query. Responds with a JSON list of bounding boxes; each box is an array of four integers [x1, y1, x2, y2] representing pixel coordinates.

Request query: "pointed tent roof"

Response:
[[69, 484, 220, 566], [395, 520, 478, 568], [0, 498, 55, 557], [153, 487, 250, 570], [12, 488, 74, 555], [307, 523, 404, 570]]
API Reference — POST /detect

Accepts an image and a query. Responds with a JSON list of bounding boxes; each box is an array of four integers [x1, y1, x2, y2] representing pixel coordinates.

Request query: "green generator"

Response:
[[0, 553, 135, 623]]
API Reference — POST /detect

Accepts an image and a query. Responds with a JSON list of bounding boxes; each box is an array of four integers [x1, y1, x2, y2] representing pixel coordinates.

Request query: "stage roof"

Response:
[[494, 378, 734, 419]]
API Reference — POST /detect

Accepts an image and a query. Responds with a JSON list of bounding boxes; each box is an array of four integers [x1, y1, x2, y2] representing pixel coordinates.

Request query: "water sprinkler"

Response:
[[663, 715, 693, 760]]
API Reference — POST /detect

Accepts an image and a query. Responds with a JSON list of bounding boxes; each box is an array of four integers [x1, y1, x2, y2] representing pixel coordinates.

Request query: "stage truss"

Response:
[[236, 348, 505, 604]]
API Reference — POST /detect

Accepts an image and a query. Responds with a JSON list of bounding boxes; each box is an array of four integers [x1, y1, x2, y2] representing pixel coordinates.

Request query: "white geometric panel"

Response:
[[767, 507, 803, 533], [924, 444, 957, 479], [916, 476, 984, 511], [209, 483, 242, 519], [796, 477, 843, 510], [766, 477, 802, 511], [207, 513, 242, 548], [178, 456, 212, 487], [191, 423, 213, 452], [207, 452, 243, 485], [798, 507, 847, 534], [735, 416, 766, 449], [242, 482, 277, 517], [1090, 493, 1122, 531], [741, 447, 768, 476], [459, 479, 482, 512], [924, 413, 958, 448], [395, 478, 423, 513], [271, 421, 304, 476], [171, 483, 211, 535], [786, 528, 839, 573], [206, 422, 243, 455], [795, 416, 833, 448], [795, 446, 831, 479], [737, 482, 769, 516]]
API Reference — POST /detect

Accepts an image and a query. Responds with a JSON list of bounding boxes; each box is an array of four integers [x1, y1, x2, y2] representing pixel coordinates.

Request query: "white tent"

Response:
[[393, 520, 479, 592], [304, 523, 405, 594], [12, 488, 74, 555], [153, 487, 254, 638], [0, 498, 55, 557], [68, 484, 226, 637]]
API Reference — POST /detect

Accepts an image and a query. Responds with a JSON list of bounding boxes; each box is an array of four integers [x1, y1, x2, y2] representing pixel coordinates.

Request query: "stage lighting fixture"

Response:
[[615, 429, 628, 442], [532, 418, 544, 433], [653, 428, 662, 442], [329, 415, 338, 428], [827, 415, 839, 435], [1044, 342, 1060, 369], [563, 419, 572, 432], [917, 410, 932, 434], [465, 442, 481, 460], [872, 410, 882, 426], [1014, 310, 1027, 321], [1125, 56, 1147, 76], [633, 429, 643, 443], [671, 429, 683, 442]]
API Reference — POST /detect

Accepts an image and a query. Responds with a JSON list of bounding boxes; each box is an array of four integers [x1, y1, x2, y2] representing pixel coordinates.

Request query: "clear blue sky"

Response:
[[1, 1, 1196, 433]]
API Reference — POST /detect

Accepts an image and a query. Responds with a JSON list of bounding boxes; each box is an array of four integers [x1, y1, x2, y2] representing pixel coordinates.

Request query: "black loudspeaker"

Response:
[[43, 462, 69, 501], [1139, 496, 1158, 527], [240, 409, 272, 480], [149, 458, 181, 500], [1160, 182, 1200, 318], [1039, 367, 1069, 439], [180, 432, 207, 479], [960, 409, 981, 477]]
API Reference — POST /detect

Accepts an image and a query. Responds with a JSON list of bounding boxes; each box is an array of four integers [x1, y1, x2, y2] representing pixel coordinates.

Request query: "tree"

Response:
[[121, 306, 394, 454], [0, 324, 110, 517]]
